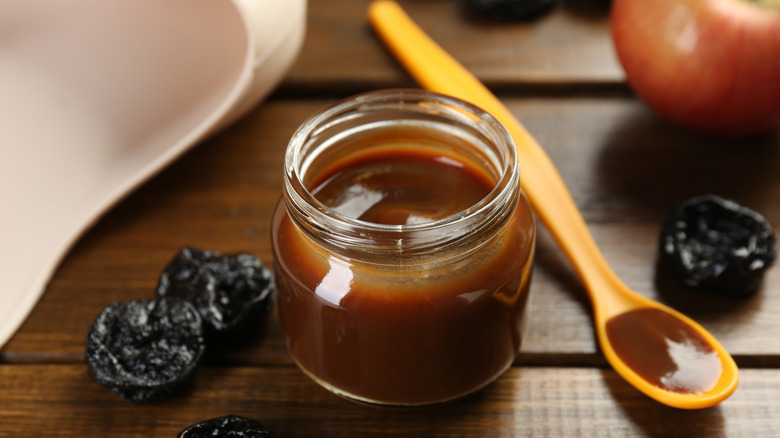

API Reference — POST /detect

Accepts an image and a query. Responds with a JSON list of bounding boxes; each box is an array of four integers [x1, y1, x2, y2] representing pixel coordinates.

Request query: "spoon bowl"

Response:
[[596, 276, 738, 409], [368, 0, 738, 409]]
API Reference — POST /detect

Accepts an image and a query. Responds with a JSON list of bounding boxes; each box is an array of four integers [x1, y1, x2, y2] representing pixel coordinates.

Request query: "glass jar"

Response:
[[271, 89, 535, 405]]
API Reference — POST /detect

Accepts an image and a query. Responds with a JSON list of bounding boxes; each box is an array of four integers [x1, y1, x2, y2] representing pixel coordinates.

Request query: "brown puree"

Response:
[[272, 145, 535, 405], [606, 308, 722, 394], [310, 149, 495, 225]]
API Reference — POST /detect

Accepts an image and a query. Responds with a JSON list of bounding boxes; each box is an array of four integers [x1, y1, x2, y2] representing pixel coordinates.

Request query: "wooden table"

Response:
[[4, 1, 780, 436]]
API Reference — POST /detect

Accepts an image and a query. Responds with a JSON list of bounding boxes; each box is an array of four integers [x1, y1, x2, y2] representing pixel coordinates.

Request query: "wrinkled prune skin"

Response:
[[86, 298, 205, 403], [660, 194, 776, 296], [468, 0, 558, 20], [178, 415, 275, 438], [156, 247, 275, 335]]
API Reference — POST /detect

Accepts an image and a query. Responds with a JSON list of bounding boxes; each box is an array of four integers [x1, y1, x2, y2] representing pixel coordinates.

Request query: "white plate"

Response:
[[0, 0, 306, 348]]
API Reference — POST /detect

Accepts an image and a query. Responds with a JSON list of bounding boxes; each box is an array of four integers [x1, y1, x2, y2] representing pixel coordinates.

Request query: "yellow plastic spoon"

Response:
[[367, 0, 738, 409]]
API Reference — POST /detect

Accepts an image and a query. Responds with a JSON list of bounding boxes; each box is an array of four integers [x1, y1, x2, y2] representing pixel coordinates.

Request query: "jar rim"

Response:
[[283, 89, 519, 253]]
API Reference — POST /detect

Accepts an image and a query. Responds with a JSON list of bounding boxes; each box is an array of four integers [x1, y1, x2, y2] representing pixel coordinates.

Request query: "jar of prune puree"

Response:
[[271, 89, 535, 406]]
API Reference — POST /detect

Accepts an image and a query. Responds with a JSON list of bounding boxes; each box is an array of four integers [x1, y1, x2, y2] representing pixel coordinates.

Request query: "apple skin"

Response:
[[611, 0, 780, 137]]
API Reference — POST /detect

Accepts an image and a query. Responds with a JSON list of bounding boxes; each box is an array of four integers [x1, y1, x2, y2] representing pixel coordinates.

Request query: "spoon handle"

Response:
[[368, 2, 740, 410], [368, 0, 639, 318]]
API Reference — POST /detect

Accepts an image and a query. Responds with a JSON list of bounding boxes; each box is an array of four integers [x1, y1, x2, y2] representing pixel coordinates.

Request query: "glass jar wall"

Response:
[[271, 89, 535, 405]]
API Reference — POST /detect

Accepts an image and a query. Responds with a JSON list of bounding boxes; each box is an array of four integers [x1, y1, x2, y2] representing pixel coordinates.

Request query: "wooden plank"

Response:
[[3, 98, 778, 363], [1, 364, 779, 437], [509, 98, 780, 224], [282, 0, 623, 93]]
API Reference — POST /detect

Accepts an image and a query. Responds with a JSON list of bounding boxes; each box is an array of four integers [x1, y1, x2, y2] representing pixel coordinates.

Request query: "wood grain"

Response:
[[3, 0, 780, 435], [283, 0, 623, 94], [1, 365, 779, 437], [3, 98, 778, 365]]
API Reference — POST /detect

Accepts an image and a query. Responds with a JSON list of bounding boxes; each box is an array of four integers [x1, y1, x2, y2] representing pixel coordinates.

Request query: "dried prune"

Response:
[[660, 194, 776, 296], [156, 247, 275, 335], [86, 298, 205, 403], [178, 415, 275, 438], [468, 0, 557, 20]]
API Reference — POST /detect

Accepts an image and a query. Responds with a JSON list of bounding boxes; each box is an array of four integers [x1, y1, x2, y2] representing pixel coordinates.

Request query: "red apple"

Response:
[[611, 0, 780, 137]]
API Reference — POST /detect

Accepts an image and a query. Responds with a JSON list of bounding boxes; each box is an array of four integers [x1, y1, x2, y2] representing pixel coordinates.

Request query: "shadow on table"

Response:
[[595, 105, 777, 324], [595, 104, 780, 223], [601, 369, 726, 437], [330, 388, 517, 435], [532, 225, 594, 310], [560, 0, 612, 21], [653, 258, 761, 318]]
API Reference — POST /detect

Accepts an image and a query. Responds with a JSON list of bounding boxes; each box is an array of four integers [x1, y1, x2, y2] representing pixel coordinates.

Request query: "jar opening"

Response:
[[283, 89, 519, 254]]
